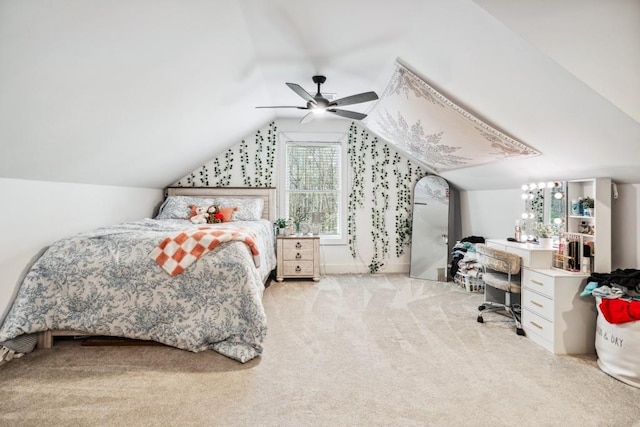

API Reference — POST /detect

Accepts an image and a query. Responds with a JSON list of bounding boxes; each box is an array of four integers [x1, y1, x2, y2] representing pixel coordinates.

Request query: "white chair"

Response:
[[475, 243, 525, 336]]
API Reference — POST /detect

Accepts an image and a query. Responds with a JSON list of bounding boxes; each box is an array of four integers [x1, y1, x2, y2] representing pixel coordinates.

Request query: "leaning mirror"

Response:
[[409, 176, 451, 281]]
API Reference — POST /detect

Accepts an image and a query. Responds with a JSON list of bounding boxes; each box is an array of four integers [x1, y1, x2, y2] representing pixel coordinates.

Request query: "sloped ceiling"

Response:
[[0, 0, 638, 191]]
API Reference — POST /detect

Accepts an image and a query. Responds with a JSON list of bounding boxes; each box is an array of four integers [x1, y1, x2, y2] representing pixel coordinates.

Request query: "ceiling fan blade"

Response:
[[286, 83, 316, 104], [330, 91, 378, 107], [255, 106, 308, 109], [300, 112, 315, 124], [328, 109, 368, 120]]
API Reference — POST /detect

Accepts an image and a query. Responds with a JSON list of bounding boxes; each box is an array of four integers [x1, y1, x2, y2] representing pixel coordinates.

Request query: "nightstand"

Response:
[[276, 235, 320, 282]]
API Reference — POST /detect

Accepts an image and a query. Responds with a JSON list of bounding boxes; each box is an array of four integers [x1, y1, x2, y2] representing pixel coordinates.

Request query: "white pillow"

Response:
[[156, 196, 216, 220]]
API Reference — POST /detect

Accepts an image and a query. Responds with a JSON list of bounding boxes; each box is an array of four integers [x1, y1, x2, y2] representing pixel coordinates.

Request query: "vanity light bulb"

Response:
[[528, 193, 534, 200], [521, 193, 529, 200], [553, 218, 563, 225], [554, 192, 564, 199], [547, 181, 555, 188], [521, 184, 529, 191], [538, 182, 546, 189], [521, 213, 529, 219], [528, 213, 535, 219], [529, 182, 537, 190], [528, 234, 535, 241]]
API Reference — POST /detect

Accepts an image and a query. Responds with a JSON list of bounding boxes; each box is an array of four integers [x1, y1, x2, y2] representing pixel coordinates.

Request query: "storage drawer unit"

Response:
[[276, 236, 320, 282], [521, 269, 596, 354], [484, 239, 598, 355]]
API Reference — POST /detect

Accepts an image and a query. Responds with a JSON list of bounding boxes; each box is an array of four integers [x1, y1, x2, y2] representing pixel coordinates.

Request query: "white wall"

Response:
[[0, 178, 163, 321], [611, 183, 639, 269], [459, 188, 523, 240]]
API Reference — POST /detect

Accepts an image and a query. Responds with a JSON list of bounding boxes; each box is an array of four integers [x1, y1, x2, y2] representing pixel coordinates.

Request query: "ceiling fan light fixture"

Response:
[[256, 75, 378, 124]]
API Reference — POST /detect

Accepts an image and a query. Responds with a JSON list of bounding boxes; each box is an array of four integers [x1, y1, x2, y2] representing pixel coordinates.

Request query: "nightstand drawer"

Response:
[[523, 269, 555, 298], [522, 288, 554, 322], [282, 248, 314, 261], [282, 261, 315, 276], [283, 239, 314, 252]]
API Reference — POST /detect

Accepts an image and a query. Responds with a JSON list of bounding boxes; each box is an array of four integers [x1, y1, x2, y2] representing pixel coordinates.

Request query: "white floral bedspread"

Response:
[[0, 218, 276, 363]]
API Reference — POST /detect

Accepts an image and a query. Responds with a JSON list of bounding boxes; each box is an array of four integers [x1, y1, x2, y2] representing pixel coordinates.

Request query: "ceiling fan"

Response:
[[256, 75, 379, 124]]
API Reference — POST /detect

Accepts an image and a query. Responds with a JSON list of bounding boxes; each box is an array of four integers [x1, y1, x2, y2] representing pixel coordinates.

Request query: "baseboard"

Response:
[[320, 262, 410, 275]]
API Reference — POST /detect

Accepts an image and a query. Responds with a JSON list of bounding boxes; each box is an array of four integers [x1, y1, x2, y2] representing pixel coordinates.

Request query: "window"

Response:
[[283, 140, 345, 243]]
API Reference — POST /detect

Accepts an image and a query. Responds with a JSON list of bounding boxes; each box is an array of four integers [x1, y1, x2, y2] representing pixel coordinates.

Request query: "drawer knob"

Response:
[[531, 279, 544, 286], [295, 242, 302, 249], [531, 300, 544, 308], [296, 253, 302, 259], [295, 265, 301, 272]]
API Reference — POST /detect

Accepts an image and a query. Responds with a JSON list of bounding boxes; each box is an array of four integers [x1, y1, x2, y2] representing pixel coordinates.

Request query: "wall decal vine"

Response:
[[240, 138, 250, 186], [253, 130, 264, 186], [393, 155, 413, 257], [264, 122, 277, 187], [221, 149, 233, 187], [174, 122, 276, 188], [346, 123, 425, 273], [212, 158, 221, 184], [367, 141, 392, 273], [347, 123, 369, 259], [180, 165, 209, 187]]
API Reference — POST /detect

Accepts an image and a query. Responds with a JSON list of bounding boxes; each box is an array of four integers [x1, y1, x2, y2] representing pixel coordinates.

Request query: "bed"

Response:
[[0, 187, 277, 363]]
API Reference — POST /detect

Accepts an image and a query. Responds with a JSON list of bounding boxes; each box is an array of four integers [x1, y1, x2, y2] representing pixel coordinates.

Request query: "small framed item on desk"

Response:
[[276, 235, 320, 282]]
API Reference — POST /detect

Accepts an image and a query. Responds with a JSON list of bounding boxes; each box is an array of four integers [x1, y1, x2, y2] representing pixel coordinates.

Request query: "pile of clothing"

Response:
[[449, 236, 485, 282], [581, 268, 640, 324], [0, 334, 37, 368]]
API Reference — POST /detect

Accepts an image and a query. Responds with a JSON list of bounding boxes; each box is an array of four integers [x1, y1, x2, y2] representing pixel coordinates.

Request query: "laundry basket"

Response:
[[454, 271, 484, 293], [595, 297, 640, 388]]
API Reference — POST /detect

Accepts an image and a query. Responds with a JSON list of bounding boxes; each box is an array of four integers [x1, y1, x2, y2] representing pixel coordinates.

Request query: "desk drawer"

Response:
[[523, 269, 555, 298], [523, 309, 554, 343], [282, 261, 315, 276], [522, 288, 554, 322]]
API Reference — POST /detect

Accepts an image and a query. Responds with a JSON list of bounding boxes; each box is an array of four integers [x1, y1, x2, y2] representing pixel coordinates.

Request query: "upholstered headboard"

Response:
[[165, 187, 277, 223]]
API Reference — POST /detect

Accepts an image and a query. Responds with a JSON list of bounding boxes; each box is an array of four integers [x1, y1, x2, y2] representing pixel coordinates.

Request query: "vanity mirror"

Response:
[[519, 181, 566, 241], [518, 178, 612, 273]]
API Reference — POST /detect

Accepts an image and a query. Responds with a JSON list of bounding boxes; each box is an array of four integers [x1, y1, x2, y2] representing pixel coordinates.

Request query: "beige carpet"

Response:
[[1, 274, 639, 426]]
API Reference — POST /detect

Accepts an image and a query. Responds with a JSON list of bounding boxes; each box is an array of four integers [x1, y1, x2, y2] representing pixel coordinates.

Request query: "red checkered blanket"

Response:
[[150, 225, 261, 276]]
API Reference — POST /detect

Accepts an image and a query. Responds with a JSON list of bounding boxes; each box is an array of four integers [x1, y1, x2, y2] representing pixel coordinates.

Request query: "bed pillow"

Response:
[[187, 204, 199, 219], [156, 196, 216, 220], [218, 206, 237, 222], [215, 198, 264, 221]]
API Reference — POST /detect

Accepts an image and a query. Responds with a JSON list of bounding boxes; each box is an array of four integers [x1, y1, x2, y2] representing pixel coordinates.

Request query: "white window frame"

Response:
[[279, 132, 348, 245]]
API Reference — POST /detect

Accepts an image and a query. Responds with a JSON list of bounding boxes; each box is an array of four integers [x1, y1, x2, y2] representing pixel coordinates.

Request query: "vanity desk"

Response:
[[486, 239, 597, 354]]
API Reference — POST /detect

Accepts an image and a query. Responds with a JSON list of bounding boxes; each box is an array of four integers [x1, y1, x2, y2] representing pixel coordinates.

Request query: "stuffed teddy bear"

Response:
[[190, 206, 209, 224], [206, 205, 224, 224]]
